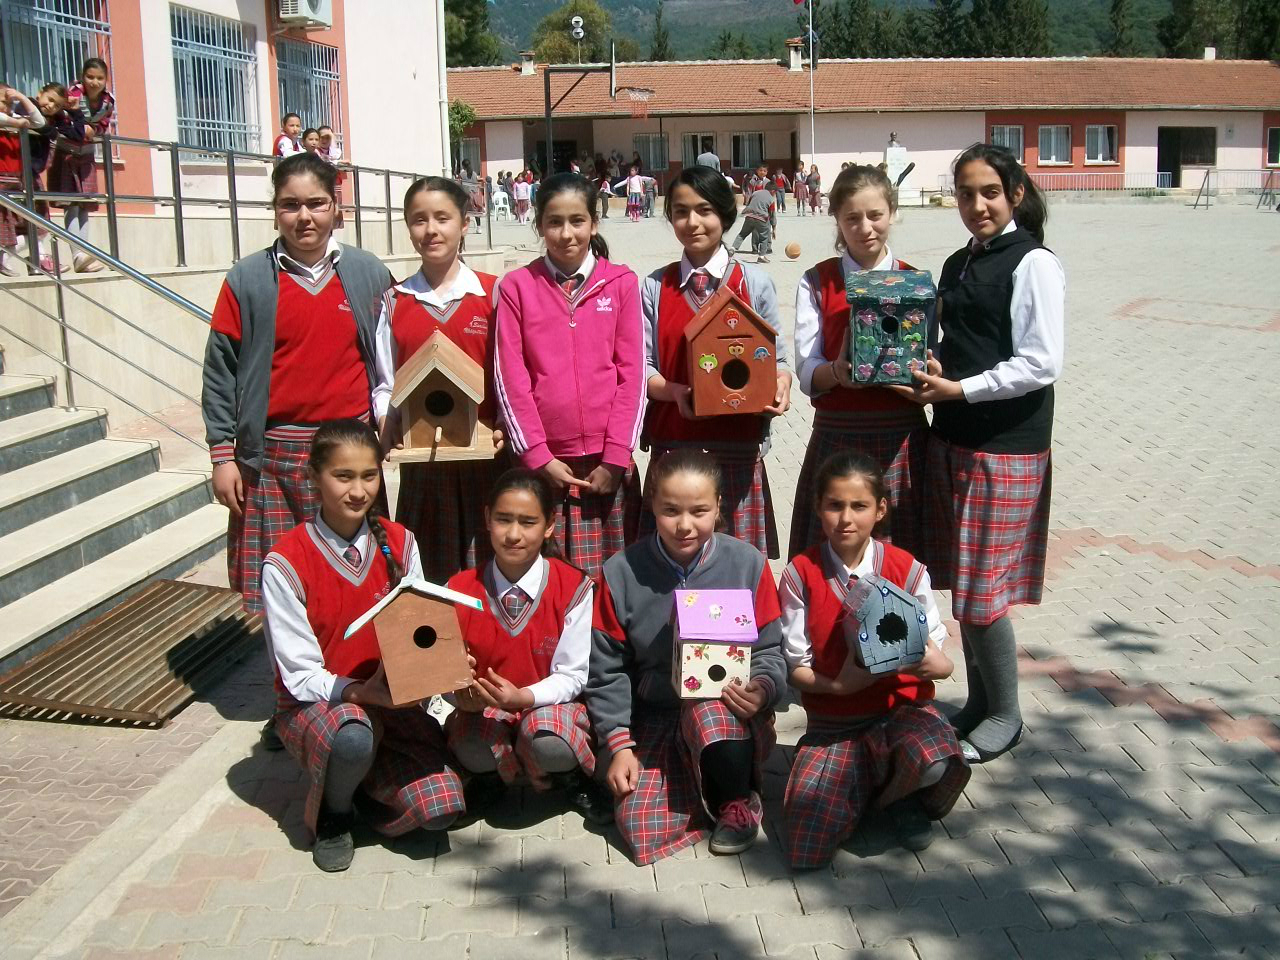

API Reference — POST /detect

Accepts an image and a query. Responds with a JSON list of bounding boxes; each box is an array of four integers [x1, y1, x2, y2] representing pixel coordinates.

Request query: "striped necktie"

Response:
[[690, 271, 713, 306], [342, 544, 360, 567], [558, 273, 581, 299], [501, 586, 530, 622]]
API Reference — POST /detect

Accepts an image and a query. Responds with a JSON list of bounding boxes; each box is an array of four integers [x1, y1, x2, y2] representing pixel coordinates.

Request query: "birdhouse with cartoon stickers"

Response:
[[683, 283, 778, 417], [671, 589, 756, 699], [344, 578, 484, 706], [840, 574, 929, 675], [845, 269, 936, 387], [389, 331, 496, 463]]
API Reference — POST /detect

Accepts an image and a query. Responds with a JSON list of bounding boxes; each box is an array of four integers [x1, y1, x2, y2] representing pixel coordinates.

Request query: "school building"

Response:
[[448, 48, 1280, 200]]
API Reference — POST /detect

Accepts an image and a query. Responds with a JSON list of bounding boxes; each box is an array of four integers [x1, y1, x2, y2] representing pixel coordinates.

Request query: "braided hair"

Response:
[[307, 418, 403, 587]]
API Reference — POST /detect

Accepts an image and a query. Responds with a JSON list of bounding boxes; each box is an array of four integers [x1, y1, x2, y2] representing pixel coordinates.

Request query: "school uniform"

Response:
[[807, 173, 822, 212], [52, 84, 113, 211], [794, 171, 809, 214], [0, 104, 43, 249], [638, 246, 789, 557], [779, 540, 969, 868], [789, 248, 927, 558], [924, 220, 1065, 625], [626, 175, 644, 220], [444, 556, 596, 784], [202, 239, 393, 611], [372, 264, 500, 583], [772, 174, 789, 212], [587, 533, 787, 864], [731, 190, 776, 256], [264, 515, 464, 837], [274, 133, 303, 158]]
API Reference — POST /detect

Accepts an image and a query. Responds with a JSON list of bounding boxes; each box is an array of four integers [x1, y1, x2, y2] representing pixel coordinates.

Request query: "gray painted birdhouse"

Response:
[[841, 574, 928, 675]]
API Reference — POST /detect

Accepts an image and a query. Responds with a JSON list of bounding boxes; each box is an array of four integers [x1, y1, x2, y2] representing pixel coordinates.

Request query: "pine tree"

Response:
[[1240, 0, 1280, 58], [929, 0, 971, 56], [843, 0, 877, 57], [967, 0, 1006, 56], [1108, 0, 1138, 55], [1158, 0, 1233, 58], [898, 11, 934, 56], [709, 29, 734, 59], [869, 5, 904, 56], [649, 0, 673, 61], [443, 0, 501, 67], [1007, 0, 1050, 55], [731, 33, 754, 58]]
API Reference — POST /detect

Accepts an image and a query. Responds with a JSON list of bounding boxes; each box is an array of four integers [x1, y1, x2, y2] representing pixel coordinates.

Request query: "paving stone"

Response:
[[1056, 850, 1158, 890], [421, 899, 519, 938], [610, 887, 706, 927], [758, 910, 859, 952], [568, 919, 664, 959], [1187, 906, 1280, 952], [1007, 921, 1122, 959], [940, 890, 1049, 936], [915, 830, 1009, 870], [135, 908, 238, 949], [1231, 812, 1280, 843], [234, 905, 333, 946], [181, 944, 274, 960], [81, 913, 148, 950], [471, 930, 567, 960], [816, 943, 917, 960], [276, 942, 372, 960], [1133, 844, 1244, 883], [1031, 885, 1142, 929], [969, 858, 1074, 899], [1117, 878, 1231, 922], [370, 934, 468, 960], [1204, 873, 1280, 913], [329, 904, 423, 943], [382, 871, 474, 908], [886, 865, 982, 907], [995, 826, 1093, 864], [909, 930, 1022, 960], [203, 877, 295, 911], [653, 851, 746, 891], [474, 864, 566, 903], [701, 878, 799, 917], [793, 869, 894, 913], [1218, 838, 1280, 875], [565, 861, 657, 897], [663, 917, 766, 960], [292, 872, 386, 908]]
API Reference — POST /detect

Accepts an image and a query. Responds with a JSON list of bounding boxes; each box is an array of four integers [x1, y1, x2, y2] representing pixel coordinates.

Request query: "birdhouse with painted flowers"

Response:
[[845, 269, 935, 387], [671, 589, 756, 699], [389, 331, 495, 463], [840, 574, 929, 675], [684, 284, 778, 417]]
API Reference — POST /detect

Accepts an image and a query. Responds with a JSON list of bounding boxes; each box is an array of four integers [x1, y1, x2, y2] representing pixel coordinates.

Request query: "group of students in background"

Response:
[[0, 57, 115, 276], [201, 142, 1064, 874], [272, 111, 343, 165]]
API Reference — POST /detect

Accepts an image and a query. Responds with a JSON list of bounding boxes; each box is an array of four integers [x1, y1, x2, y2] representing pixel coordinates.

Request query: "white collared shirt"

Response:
[[273, 236, 341, 284], [543, 249, 596, 288], [780, 540, 946, 670], [794, 246, 898, 397], [372, 263, 487, 421], [677, 244, 731, 289], [263, 515, 426, 704]]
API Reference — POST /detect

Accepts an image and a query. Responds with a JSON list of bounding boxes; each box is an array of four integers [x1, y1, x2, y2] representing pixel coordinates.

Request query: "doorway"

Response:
[[534, 139, 579, 175], [1157, 127, 1217, 187]]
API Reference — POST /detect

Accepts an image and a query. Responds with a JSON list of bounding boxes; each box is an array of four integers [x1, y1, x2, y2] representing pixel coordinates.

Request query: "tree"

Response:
[[929, 0, 971, 56], [1107, 0, 1139, 54], [649, 0, 673, 60], [447, 99, 477, 170], [967, 0, 1006, 56], [708, 29, 735, 59], [731, 33, 754, 58], [444, 0, 500, 67], [1157, 0, 1233, 57], [532, 0, 613, 63], [1006, 0, 1051, 55], [1239, 0, 1280, 58]]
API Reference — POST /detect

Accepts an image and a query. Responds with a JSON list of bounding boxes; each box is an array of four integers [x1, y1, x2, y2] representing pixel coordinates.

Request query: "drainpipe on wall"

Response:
[[437, 0, 451, 175]]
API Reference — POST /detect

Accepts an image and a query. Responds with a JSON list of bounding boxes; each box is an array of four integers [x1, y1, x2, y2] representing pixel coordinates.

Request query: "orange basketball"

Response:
[[785, 242, 801, 260]]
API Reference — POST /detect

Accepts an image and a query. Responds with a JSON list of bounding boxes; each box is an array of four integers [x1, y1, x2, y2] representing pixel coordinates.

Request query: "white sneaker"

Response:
[[0, 252, 21, 278], [73, 253, 104, 273]]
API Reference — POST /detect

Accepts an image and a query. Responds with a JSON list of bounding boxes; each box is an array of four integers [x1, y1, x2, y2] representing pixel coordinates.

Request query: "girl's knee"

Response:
[[450, 735, 499, 774], [329, 720, 375, 765], [526, 731, 579, 774]]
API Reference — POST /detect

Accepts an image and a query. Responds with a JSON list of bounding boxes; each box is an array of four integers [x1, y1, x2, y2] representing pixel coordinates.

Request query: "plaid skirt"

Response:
[[639, 443, 778, 558], [552, 455, 641, 578], [278, 700, 465, 839], [446, 702, 595, 786], [784, 703, 970, 869], [227, 437, 318, 613], [788, 408, 928, 560], [922, 436, 1051, 625], [52, 147, 99, 211], [395, 458, 502, 584], [617, 700, 776, 865]]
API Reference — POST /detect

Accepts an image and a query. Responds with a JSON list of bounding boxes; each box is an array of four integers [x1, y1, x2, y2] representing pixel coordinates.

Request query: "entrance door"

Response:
[[1157, 127, 1217, 188], [534, 139, 578, 175]]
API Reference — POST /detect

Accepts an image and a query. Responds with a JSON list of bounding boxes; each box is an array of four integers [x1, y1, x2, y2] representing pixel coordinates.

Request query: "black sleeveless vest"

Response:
[[931, 228, 1055, 454]]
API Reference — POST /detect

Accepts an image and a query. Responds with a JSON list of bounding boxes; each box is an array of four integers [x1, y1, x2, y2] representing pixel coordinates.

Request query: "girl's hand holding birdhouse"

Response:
[[491, 427, 505, 454], [341, 662, 397, 709], [647, 376, 699, 421], [473, 667, 535, 712], [887, 350, 951, 404], [763, 370, 793, 416], [903, 641, 954, 682], [721, 678, 768, 720], [377, 414, 403, 459], [606, 748, 641, 799], [811, 327, 859, 393]]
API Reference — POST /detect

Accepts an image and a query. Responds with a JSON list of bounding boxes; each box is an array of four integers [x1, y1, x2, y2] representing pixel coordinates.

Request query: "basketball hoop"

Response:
[[620, 86, 655, 120]]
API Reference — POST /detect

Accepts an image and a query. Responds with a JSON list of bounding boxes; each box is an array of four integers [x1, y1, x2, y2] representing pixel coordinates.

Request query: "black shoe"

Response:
[[312, 810, 355, 872], [887, 795, 934, 852], [959, 723, 1024, 765], [554, 771, 615, 826], [260, 718, 284, 752], [451, 772, 506, 828]]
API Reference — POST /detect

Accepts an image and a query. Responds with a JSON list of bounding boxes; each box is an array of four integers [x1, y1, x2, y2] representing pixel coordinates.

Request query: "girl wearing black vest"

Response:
[[902, 144, 1065, 764]]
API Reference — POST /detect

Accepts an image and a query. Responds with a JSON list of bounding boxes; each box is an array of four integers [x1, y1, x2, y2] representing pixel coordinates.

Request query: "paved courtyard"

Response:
[[3, 199, 1279, 959]]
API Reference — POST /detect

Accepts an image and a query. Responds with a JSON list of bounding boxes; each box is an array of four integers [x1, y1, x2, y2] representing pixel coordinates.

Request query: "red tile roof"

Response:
[[447, 57, 1280, 120]]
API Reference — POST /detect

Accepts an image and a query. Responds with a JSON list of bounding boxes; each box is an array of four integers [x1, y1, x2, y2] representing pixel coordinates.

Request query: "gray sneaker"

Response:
[[312, 810, 354, 872], [709, 793, 762, 855]]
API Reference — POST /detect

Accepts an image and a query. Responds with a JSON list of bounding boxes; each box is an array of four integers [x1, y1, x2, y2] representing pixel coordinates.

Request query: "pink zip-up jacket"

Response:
[[494, 256, 646, 471]]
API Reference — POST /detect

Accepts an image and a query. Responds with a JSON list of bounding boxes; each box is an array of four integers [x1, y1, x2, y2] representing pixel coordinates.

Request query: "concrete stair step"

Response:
[[0, 503, 229, 669], [0, 406, 106, 474], [0, 470, 212, 606], [0, 375, 55, 421], [0, 438, 160, 537]]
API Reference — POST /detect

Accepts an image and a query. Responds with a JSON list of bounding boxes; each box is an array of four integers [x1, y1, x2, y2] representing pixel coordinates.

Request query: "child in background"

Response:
[[807, 164, 823, 214], [373, 176, 501, 583], [729, 182, 777, 263], [445, 468, 612, 825], [301, 128, 321, 154], [264, 419, 465, 872], [626, 166, 644, 222], [317, 125, 342, 164], [24, 85, 83, 275], [794, 164, 809, 216], [274, 112, 303, 158], [587, 449, 786, 863], [781, 451, 969, 868], [493, 173, 645, 577], [52, 58, 113, 272], [643, 174, 658, 218], [0, 85, 45, 277], [513, 173, 531, 224], [641, 165, 791, 557], [745, 164, 769, 197], [772, 167, 790, 213]]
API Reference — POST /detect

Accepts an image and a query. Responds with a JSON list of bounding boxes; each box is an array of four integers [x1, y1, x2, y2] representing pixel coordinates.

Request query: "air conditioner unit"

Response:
[[279, 0, 333, 29]]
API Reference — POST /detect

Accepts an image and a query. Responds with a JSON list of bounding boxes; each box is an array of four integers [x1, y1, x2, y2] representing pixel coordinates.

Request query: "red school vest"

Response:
[[387, 272, 498, 422], [448, 558, 591, 690], [0, 131, 21, 178], [809, 257, 920, 415], [267, 269, 369, 424], [785, 540, 934, 717], [264, 519, 413, 697], [645, 261, 767, 445]]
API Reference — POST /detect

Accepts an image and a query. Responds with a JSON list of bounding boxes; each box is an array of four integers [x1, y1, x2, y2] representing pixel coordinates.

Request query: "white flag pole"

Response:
[[808, 0, 816, 167]]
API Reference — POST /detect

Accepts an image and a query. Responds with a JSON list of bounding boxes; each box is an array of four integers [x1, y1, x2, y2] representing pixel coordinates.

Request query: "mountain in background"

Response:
[[486, 0, 1174, 60]]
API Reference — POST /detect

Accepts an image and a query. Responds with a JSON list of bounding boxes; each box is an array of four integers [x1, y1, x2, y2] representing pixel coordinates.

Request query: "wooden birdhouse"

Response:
[[388, 331, 496, 463], [683, 284, 778, 417], [840, 574, 929, 675], [671, 589, 756, 699], [845, 269, 936, 387], [344, 578, 484, 706]]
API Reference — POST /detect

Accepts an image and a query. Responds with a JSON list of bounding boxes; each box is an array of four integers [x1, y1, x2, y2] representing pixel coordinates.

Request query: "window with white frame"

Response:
[[991, 124, 1024, 159], [1038, 124, 1071, 165], [1268, 127, 1279, 166], [731, 132, 764, 169], [1085, 124, 1118, 163], [457, 137, 480, 176], [276, 38, 342, 152], [170, 5, 260, 154], [633, 133, 667, 174], [681, 132, 715, 167]]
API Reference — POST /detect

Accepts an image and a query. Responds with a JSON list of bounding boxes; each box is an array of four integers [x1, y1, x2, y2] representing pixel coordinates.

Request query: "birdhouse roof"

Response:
[[682, 284, 777, 345], [390, 331, 486, 409], [343, 577, 484, 640], [674, 589, 758, 644]]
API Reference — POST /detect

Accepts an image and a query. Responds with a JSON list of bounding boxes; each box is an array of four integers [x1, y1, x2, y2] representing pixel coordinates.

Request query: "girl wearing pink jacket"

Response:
[[494, 172, 646, 577]]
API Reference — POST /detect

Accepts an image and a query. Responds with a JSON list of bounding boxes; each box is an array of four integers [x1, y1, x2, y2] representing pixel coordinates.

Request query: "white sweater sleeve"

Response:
[[912, 566, 948, 649], [262, 561, 352, 704], [372, 294, 395, 423], [778, 564, 813, 670], [794, 269, 827, 397], [525, 582, 594, 707]]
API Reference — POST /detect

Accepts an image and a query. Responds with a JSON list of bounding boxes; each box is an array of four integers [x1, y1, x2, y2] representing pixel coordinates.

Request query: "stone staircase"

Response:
[[0, 374, 226, 671]]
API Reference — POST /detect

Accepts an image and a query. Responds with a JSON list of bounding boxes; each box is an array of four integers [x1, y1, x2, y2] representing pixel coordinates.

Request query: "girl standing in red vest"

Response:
[[373, 176, 500, 583], [640, 166, 791, 558], [789, 164, 926, 559], [444, 468, 613, 825], [781, 451, 969, 869], [263, 419, 465, 872]]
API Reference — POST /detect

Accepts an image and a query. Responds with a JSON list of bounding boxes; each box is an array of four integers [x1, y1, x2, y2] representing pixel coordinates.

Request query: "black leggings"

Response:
[[699, 738, 754, 813]]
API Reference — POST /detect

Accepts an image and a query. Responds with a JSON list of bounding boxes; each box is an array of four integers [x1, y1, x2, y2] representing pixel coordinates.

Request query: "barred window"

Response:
[[276, 38, 342, 151], [457, 137, 480, 175], [633, 133, 667, 174], [731, 132, 764, 170], [682, 132, 715, 167], [170, 5, 259, 154], [991, 124, 1024, 160], [1038, 125, 1071, 165]]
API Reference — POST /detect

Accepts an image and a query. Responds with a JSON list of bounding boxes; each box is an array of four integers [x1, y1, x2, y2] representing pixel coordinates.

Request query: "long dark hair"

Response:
[[271, 152, 338, 205], [80, 57, 109, 81], [307, 419, 402, 587], [486, 467, 563, 559], [403, 175, 469, 220], [813, 450, 890, 532], [533, 172, 610, 260], [953, 142, 1048, 244], [664, 165, 737, 231], [648, 448, 723, 501]]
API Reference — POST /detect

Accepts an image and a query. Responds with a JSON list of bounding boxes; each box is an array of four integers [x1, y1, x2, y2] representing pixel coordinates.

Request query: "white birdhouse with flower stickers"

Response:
[[671, 589, 757, 699], [683, 284, 778, 417]]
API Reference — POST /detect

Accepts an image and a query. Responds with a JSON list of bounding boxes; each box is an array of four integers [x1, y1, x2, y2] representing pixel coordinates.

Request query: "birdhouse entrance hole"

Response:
[[877, 612, 907, 647], [881, 315, 899, 335], [720, 359, 750, 390], [424, 390, 455, 418], [413, 625, 438, 649], [708, 664, 727, 682]]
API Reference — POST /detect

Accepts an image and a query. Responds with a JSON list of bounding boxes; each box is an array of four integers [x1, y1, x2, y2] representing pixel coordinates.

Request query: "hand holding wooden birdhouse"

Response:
[[845, 269, 936, 387], [840, 574, 929, 675], [388, 330, 496, 463], [683, 284, 778, 417], [671, 589, 757, 699]]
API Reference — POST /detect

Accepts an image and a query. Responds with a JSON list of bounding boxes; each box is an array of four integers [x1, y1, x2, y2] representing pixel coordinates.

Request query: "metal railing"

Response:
[[936, 170, 1174, 194], [0, 191, 209, 449]]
